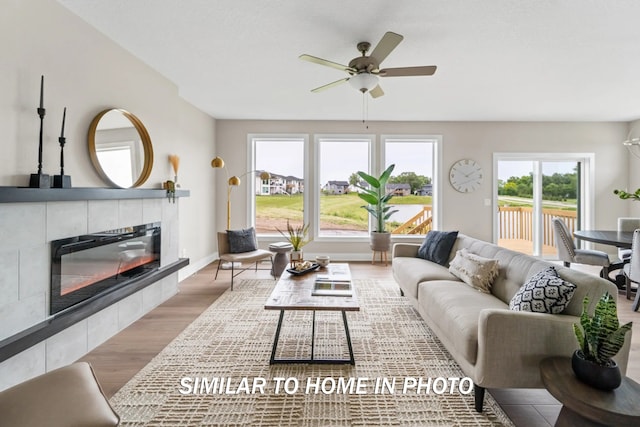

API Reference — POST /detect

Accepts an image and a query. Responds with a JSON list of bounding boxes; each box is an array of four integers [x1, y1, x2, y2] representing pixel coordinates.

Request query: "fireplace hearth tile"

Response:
[[88, 200, 119, 233], [45, 321, 88, 371], [0, 342, 45, 391], [46, 201, 88, 242], [0, 292, 46, 342]]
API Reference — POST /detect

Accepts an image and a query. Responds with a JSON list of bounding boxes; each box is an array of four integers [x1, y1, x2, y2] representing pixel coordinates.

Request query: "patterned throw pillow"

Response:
[[448, 248, 499, 293], [509, 266, 576, 314], [227, 227, 258, 253]]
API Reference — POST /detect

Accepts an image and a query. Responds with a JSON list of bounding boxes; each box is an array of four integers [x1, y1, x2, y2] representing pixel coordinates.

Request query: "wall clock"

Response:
[[449, 159, 483, 193]]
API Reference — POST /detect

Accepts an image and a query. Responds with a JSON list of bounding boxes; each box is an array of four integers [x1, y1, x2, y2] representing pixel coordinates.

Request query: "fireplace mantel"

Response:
[[0, 187, 189, 203]]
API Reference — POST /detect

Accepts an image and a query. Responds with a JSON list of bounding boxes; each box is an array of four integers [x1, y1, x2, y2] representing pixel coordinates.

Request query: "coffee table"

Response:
[[540, 356, 640, 426], [264, 264, 359, 365]]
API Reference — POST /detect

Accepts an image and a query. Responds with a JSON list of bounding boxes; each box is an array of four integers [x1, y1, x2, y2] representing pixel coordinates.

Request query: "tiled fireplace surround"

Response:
[[0, 195, 181, 390]]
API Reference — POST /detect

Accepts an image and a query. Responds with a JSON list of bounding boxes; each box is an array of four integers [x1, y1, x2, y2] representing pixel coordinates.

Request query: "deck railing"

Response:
[[499, 206, 577, 248], [391, 206, 433, 234], [392, 205, 577, 247]]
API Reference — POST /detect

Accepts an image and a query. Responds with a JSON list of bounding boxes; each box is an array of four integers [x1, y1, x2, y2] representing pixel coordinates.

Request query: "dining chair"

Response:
[[552, 218, 611, 278], [618, 218, 640, 262], [214, 231, 274, 290], [624, 229, 640, 310]]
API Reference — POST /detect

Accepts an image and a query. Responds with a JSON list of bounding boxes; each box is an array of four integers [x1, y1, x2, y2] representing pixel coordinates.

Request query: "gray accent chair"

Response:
[[624, 229, 640, 310], [552, 218, 610, 278], [618, 217, 640, 262], [215, 231, 274, 290]]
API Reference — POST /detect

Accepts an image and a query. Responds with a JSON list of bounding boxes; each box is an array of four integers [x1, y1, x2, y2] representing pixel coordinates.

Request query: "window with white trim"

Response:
[[383, 137, 438, 236], [252, 136, 306, 235], [316, 136, 372, 237]]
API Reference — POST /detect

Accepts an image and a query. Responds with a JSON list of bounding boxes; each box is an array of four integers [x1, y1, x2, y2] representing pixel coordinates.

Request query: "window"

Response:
[[251, 136, 306, 235], [316, 136, 372, 237], [383, 137, 438, 236]]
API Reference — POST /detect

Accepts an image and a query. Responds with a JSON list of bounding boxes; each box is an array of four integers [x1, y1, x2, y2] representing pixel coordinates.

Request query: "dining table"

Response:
[[573, 229, 633, 289], [573, 230, 633, 250]]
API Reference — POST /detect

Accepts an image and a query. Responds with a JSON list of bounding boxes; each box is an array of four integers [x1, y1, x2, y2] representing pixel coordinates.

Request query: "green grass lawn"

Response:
[[256, 193, 432, 230]]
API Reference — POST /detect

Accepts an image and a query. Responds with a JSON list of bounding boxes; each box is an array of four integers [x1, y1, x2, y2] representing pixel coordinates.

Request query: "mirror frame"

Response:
[[88, 108, 154, 188]]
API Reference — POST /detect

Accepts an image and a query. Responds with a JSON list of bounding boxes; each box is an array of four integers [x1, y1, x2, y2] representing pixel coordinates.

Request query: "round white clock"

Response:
[[449, 159, 483, 193]]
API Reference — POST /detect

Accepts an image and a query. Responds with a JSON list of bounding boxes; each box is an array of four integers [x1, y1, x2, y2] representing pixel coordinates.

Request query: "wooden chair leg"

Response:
[[627, 276, 631, 300], [214, 260, 222, 280]]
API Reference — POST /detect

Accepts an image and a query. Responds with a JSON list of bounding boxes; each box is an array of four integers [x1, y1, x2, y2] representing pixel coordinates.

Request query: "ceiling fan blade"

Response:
[[370, 31, 404, 65], [379, 65, 437, 77], [369, 85, 384, 98], [299, 54, 355, 73], [311, 77, 349, 93]]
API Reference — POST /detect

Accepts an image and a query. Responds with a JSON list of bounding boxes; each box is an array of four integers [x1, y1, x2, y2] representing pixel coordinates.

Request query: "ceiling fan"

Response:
[[299, 31, 437, 98]]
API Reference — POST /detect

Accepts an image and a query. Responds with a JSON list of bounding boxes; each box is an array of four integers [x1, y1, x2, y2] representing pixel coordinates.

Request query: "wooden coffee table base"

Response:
[[269, 310, 355, 365], [540, 357, 640, 427]]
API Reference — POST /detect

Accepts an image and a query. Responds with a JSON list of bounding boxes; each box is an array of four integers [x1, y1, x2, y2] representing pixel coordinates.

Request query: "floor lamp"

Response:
[[211, 156, 271, 230]]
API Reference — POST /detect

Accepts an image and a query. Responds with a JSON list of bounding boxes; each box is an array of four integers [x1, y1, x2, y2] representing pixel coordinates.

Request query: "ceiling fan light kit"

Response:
[[349, 73, 379, 92], [300, 31, 437, 99]]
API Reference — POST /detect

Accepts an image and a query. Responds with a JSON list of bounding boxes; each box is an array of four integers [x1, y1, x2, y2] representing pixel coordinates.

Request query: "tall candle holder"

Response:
[[29, 75, 50, 188], [53, 107, 71, 188]]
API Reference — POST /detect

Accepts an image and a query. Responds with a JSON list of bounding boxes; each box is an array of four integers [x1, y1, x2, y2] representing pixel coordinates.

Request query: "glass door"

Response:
[[495, 155, 585, 258]]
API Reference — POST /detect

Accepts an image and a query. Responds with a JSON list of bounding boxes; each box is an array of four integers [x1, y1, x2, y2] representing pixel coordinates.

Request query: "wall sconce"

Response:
[[211, 156, 271, 229]]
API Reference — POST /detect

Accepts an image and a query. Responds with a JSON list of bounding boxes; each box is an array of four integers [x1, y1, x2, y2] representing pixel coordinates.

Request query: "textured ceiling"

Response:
[[58, 0, 640, 122]]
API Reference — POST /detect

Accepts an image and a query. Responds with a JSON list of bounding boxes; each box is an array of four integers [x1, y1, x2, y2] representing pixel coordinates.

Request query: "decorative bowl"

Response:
[[315, 255, 330, 267]]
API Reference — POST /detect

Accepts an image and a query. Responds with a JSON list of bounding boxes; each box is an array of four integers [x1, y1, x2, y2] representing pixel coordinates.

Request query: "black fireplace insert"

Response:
[[50, 222, 161, 315]]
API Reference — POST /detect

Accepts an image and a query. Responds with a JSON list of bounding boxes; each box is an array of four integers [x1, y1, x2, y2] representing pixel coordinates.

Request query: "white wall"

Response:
[[216, 120, 630, 255], [0, 0, 218, 389], [1, 0, 218, 275]]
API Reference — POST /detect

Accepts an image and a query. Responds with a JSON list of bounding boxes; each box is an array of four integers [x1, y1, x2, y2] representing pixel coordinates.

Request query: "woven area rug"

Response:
[[110, 278, 514, 426]]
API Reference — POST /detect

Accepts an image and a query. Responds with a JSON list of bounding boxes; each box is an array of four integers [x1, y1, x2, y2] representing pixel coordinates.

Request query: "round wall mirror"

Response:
[[88, 109, 154, 188]]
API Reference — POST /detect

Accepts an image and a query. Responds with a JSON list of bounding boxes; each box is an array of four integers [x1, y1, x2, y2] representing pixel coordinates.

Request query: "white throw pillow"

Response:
[[448, 248, 499, 293]]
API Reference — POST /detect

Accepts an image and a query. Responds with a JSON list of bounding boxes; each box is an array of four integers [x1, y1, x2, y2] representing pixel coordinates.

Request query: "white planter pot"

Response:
[[370, 232, 391, 252]]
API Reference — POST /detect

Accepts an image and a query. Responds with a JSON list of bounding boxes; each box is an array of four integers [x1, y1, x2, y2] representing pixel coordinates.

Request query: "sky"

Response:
[[255, 139, 433, 184], [255, 139, 577, 184]]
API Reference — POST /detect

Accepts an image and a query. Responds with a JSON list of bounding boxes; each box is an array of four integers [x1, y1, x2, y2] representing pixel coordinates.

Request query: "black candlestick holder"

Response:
[[29, 106, 50, 188], [52, 136, 71, 188]]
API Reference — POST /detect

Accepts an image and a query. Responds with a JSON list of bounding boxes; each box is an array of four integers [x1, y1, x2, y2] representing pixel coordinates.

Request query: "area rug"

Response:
[[110, 278, 514, 426]]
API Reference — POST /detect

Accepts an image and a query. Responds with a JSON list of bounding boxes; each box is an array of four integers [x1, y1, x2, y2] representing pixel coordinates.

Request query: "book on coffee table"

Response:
[[312, 280, 353, 297], [313, 263, 352, 296]]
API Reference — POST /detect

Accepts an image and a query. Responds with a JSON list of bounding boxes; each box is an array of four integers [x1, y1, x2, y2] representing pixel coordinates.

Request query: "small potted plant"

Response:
[[356, 164, 399, 252], [277, 220, 310, 265], [572, 292, 632, 390]]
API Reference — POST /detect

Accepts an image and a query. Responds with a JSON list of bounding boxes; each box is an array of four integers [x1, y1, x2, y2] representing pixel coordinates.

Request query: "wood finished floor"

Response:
[[80, 261, 640, 427]]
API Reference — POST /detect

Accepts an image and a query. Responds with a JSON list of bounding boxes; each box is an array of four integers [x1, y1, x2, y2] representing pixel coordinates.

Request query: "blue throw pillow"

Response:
[[417, 230, 459, 266], [227, 227, 258, 253]]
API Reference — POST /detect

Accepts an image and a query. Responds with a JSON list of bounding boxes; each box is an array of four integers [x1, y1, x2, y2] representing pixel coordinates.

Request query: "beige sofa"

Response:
[[392, 233, 631, 412]]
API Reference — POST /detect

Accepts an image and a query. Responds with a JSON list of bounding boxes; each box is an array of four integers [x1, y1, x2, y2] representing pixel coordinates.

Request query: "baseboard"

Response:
[[179, 250, 389, 282], [178, 252, 218, 281]]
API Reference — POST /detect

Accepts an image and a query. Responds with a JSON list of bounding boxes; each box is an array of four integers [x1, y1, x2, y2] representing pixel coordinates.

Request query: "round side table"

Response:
[[269, 242, 293, 277], [540, 356, 640, 426]]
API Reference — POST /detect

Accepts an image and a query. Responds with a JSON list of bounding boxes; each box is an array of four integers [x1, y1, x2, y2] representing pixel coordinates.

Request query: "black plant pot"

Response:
[[571, 350, 622, 390]]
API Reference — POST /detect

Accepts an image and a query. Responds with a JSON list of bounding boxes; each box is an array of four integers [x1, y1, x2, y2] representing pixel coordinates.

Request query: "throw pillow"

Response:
[[509, 266, 577, 314], [417, 230, 459, 266], [448, 248, 499, 293], [227, 227, 258, 253]]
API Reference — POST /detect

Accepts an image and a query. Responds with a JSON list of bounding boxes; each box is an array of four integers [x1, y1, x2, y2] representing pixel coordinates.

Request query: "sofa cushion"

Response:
[[417, 230, 459, 265], [509, 266, 577, 314], [227, 227, 258, 253], [448, 248, 499, 293], [392, 257, 460, 299], [419, 280, 508, 365]]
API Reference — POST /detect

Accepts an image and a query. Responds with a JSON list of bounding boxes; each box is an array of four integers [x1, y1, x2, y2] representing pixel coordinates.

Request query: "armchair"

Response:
[[215, 231, 274, 290]]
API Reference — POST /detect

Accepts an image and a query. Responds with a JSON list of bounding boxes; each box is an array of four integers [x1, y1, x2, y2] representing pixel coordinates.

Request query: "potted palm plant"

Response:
[[572, 292, 632, 390], [277, 220, 310, 265], [356, 164, 398, 252]]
